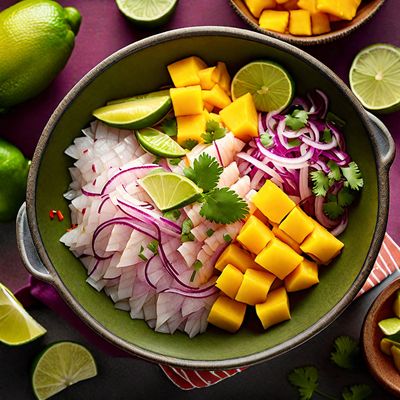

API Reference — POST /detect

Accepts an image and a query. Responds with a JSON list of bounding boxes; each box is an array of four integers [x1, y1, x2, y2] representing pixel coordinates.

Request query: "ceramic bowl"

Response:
[[16, 27, 395, 369], [229, 0, 386, 46], [362, 278, 400, 397]]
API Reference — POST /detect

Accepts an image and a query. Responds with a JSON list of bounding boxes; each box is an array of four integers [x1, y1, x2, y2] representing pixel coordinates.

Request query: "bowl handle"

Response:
[[366, 112, 396, 169], [16, 203, 55, 284]]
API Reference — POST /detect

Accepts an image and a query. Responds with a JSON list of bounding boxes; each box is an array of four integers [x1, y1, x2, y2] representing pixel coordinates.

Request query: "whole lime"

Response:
[[0, 0, 81, 111], [0, 139, 30, 221]]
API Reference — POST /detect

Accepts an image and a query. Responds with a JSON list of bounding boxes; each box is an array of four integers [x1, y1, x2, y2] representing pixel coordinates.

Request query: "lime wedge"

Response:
[[0, 282, 46, 346], [137, 127, 185, 158], [378, 317, 400, 336], [93, 92, 171, 129], [32, 342, 97, 400], [349, 44, 400, 113], [107, 89, 170, 105], [231, 61, 294, 112], [115, 0, 178, 27], [139, 172, 202, 211], [381, 337, 400, 356]]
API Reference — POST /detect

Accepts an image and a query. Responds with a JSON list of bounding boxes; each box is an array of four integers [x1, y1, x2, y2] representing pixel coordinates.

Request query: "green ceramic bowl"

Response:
[[17, 27, 395, 369]]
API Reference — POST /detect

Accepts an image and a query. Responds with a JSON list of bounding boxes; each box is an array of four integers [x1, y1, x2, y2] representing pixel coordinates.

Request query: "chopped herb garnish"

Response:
[[338, 187, 356, 207], [138, 245, 148, 261], [181, 233, 195, 243], [310, 170, 330, 197], [201, 119, 227, 144], [163, 209, 181, 221], [223, 234, 232, 243], [330, 336, 360, 370], [147, 239, 159, 254], [322, 128, 333, 143], [181, 218, 195, 242], [168, 158, 181, 166], [285, 109, 309, 131], [206, 228, 214, 237], [342, 384, 372, 400], [153, 156, 161, 164], [323, 201, 344, 220], [326, 111, 346, 128], [341, 162, 364, 191], [288, 366, 319, 400], [327, 160, 341, 183], [190, 260, 203, 282], [287, 138, 301, 148], [260, 132, 274, 148], [160, 117, 177, 137], [182, 139, 198, 150]]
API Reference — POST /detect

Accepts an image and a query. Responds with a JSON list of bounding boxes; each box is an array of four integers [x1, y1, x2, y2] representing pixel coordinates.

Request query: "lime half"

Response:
[[115, 0, 178, 27], [378, 317, 400, 336], [137, 128, 186, 158], [231, 61, 294, 112], [32, 342, 97, 400], [139, 172, 202, 211], [0, 282, 46, 346], [93, 92, 171, 129], [350, 44, 400, 113]]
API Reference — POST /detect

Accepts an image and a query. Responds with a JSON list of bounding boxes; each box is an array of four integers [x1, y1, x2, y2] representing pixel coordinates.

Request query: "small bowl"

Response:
[[229, 0, 386, 46], [362, 278, 400, 397]]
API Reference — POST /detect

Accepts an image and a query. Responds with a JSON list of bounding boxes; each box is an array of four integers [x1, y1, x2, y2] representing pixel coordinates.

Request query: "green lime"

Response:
[[0, 0, 81, 110], [139, 172, 202, 211], [378, 317, 400, 336], [93, 92, 172, 129], [0, 282, 46, 346], [380, 337, 400, 356], [392, 345, 400, 372], [0, 138, 30, 221], [107, 89, 170, 105], [115, 0, 178, 28], [136, 128, 185, 158], [32, 341, 97, 400], [349, 44, 400, 113], [231, 61, 294, 112]]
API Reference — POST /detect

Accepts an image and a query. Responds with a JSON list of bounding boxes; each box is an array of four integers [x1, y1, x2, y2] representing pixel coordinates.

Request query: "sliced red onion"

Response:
[[329, 211, 348, 236], [236, 152, 283, 182], [213, 140, 223, 166], [301, 135, 337, 150], [314, 196, 338, 229]]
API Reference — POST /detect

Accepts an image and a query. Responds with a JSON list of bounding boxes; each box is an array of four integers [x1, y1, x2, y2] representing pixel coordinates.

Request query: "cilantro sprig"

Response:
[[201, 119, 227, 144], [330, 336, 360, 370], [285, 109, 309, 131], [160, 116, 177, 137]]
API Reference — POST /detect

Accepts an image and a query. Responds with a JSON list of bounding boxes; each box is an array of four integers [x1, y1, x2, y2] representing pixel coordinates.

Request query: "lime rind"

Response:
[[378, 317, 400, 336]]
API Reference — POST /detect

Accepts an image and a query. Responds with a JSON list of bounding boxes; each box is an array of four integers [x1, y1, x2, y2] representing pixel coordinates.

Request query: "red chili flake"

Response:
[[49, 210, 56, 220], [82, 208, 86, 215], [56, 210, 64, 221], [91, 164, 96, 173], [92, 178, 97, 186], [83, 149, 89, 154]]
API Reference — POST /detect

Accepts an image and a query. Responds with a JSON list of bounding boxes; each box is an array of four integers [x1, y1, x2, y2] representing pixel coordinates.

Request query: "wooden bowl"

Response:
[[229, 0, 386, 46], [362, 278, 400, 397]]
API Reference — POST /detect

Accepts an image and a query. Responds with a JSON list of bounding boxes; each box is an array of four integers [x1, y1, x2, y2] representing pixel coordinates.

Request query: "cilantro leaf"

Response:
[[327, 160, 341, 182], [201, 119, 227, 144], [285, 109, 309, 131], [168, 158, 181, 166], [138, 245, 147, 261], [338, 187, 356, 207], [190, 260, 203, 282], [181, 218, 194, 243], [147, 239, 159, 254], [342, 384, 372, 400], [330, 336, 360, 369], [310, 170, 330, 197], [288, 138, 301, 148], [206, 228, 214, 237], [326, 111, 346, 128], [163, 209, 181, 221], [184, 153, 223, 192], [341, 162, 364, 191], [288, 367, 319, 400], [323, 201, 344, 220], [322, 128, 332, 143], [260, 133, 274, 148], [223, 234, 232, 243], [182, 139, 198, 150], [160, 117, 177, 137], [200, 188, 249, 224]]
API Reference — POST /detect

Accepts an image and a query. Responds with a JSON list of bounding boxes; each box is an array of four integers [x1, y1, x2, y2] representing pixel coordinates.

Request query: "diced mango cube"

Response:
[[255, 287, 291, 330], [244, 0, 277, 18], [204, 101, 214, 112], [198, 67, 219, 90], [219, 93, 258, 141], [170, 86, 203, 116], [176, 114, 206, 147], [216, 62, 231, 94], [255, 238, 303, 279], [167, 56, 207, 88], [202, 84, 232, 109], [328, 13, 342, 21], [215, 243, 262, 273], [289, 10, 312, 36], [271, 224, 302, 254], [235, 268, 276, 305], [252, 180, 296, 224], [259, 10, 289, 33], [237, 215, 274, 255], [216, 264, 244, 299], [311, 12, 331, 34], [300, 224, 344, 264], [279, 206, 315, 244], [297, 0, 317, 13], [317, 0, 361, 20], [207, 294, 247, 333], [283, 0, 300, 9], [284, 259, 319, 292]]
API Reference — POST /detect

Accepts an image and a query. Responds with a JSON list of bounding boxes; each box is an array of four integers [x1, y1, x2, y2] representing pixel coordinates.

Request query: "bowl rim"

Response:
[[228, 0, 386, 46], [26, 26, 391, 369]]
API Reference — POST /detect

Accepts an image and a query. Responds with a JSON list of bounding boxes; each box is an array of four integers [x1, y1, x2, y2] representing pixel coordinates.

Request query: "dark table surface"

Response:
[[1, 0, 400, 398]]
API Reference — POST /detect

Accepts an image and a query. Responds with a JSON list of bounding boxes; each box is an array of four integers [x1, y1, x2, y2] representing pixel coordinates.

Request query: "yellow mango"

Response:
[[255, 287, 291, 330], [252, 180, 296, 224], [259, 10, 289, 33], [204, 101, 214, 112], [297, 0, 317, 13], [207, 294, 247, 333], [328, 13, 342, 21], [244, 0, 277, 18], [219, 93, 258, 141], [284, 259, 319, 292], [279, 206, 315, 244], [255, 238, 303, 279], [283, 0, 299, 10], [237, 215, 274, 255], [289, 10, 312, 36], [198, 67, 219, 90], [311, 12, 331, 34], [167, 56, 207, 88], [271, 224, 302, 254], [300, 224, 344, 264], [176, 114, 206, 147], [209, 112, 221, 123], [216, 62, 231, 94], [216, 264, 244, 299], [215, 243, 262, 273], [170, 86, 203, 116], [235, 268, 276, 305], [202, 84, 232, 109], [317, 0, 361, 20]]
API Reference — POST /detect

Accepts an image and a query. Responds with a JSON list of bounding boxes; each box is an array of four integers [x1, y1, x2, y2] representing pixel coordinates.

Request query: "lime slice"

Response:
[[378, 317, 400, 336], [93, 92, 171, 129], [139, 172, 202, 211], [349, 44, 400, 113], [115, 0, 178, 28], [231, 61, 294, 112], [32, 342, 97, 400], [137, 128, 185, 158], [0, 282, 46, 346]]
